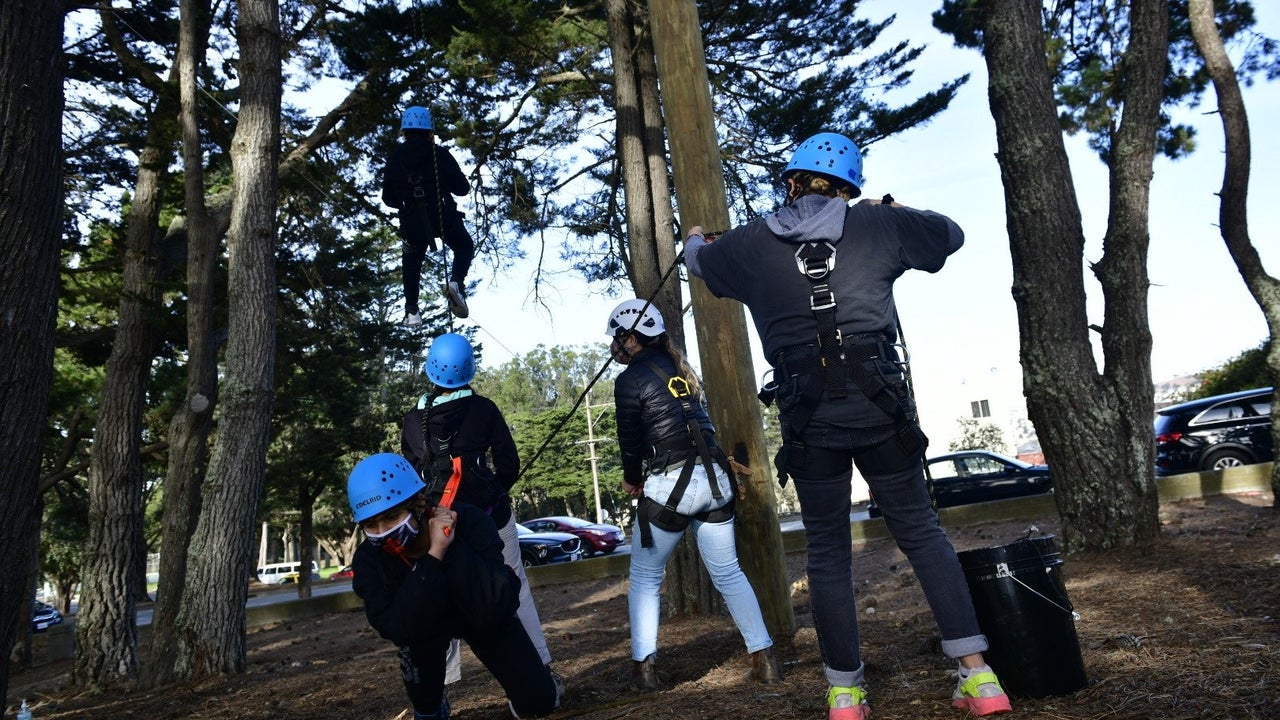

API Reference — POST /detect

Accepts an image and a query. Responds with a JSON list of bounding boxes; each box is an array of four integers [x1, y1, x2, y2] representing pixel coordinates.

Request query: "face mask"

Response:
[[365, 513, 420, 557]]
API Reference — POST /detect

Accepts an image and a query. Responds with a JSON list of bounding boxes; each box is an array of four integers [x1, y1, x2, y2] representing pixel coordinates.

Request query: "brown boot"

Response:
[[749, 647, 782, 684], [629, 653, 658, 691]]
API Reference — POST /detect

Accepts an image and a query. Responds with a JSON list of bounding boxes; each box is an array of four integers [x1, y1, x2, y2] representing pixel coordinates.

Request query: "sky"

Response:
[[455, 2, 1279, 437]]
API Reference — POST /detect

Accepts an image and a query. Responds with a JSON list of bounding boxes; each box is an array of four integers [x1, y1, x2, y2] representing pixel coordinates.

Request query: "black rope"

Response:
[[515, 241, 704, 481]]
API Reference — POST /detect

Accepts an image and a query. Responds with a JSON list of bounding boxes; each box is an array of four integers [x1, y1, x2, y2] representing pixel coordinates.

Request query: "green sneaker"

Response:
[[827, 685, 870, 720], [952, 670, 1012, 716]]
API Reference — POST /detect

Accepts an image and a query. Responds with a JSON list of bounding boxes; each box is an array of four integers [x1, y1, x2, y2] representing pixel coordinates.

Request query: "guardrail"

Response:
[[23, 463, 1272, 663]]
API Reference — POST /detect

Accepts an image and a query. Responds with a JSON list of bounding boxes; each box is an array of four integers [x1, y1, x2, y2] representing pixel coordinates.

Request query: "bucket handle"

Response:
[[995, 562, 1082, 621]]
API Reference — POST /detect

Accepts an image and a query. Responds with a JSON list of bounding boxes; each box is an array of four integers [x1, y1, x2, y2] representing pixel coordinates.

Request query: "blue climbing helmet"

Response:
[[347, 453, 425, 523], [402, 105, 433, 131], [424, 332, 476, 388], [783, 132, 865, 193]]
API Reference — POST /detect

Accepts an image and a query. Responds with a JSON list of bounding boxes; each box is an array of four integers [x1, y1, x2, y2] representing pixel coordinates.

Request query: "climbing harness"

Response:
[[632, 359, 734, 548], [766, 203, 926, 485]]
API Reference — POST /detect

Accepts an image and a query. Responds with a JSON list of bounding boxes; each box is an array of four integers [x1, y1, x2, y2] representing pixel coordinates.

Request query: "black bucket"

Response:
[[957, 536, 1088, 698]]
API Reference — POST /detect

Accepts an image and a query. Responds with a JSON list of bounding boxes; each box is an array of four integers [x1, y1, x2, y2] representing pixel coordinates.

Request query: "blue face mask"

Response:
[[365, 513, 420, 557]]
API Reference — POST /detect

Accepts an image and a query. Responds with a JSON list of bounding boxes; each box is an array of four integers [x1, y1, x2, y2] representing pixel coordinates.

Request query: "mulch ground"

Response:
[[7, 492, 1278, 720]]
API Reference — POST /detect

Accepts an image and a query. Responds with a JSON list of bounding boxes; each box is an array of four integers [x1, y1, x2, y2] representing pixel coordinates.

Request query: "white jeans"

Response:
[[643, 460, 733, 515], [498, 514, 552, 665], [627, 513, 772, 660]]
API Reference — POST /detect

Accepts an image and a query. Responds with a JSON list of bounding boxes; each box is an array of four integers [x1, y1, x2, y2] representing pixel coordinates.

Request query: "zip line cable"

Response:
[[515, 237, 710, 481]]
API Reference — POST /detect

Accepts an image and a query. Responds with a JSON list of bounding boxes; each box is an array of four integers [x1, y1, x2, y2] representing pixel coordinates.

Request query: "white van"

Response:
[[256, 561, 319, 585]]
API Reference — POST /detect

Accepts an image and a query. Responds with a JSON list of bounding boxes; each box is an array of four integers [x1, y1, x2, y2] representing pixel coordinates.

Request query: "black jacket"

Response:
[[401, 393, 520, 528], [614, 347, 717, 487], [381, 135, 470, 231], [351, 502, 520, 645], [687, 195, 962, 429]]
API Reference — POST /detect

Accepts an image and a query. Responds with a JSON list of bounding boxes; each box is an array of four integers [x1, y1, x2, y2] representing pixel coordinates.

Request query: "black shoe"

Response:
[[629, 653, 657, 691], [748, 647, 782, 684]]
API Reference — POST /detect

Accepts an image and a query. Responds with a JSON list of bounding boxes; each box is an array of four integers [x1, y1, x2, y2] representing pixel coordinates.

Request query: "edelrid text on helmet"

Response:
[[347, 453, 426, 523], [402, 105, 433, 132], [606, 298, 666, 338], [425, 332, 476, 388], [784, 132, 866, 191]]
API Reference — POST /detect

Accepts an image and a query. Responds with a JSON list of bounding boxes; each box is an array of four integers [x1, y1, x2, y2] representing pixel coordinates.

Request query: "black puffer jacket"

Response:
[[614, 347, 717, 487]]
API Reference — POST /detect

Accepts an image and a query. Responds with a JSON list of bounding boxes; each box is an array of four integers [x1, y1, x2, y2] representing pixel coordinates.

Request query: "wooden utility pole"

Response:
[[648, 0, 795, 637]]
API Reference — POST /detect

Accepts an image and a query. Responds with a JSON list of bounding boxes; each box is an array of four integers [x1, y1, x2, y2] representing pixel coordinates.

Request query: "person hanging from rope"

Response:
[[400, 332, 557, 677], [604, 298, 781, 692], [683, 133, 1012, 719], [381, 105, 474, 323], [346, 453, 564, 720]]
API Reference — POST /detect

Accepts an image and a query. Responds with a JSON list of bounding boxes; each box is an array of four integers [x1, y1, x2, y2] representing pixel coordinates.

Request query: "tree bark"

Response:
[[0, 0, 65, 703], [147, 0, 218, 688], [73, 60, 180, 687], [172, 0, 281, 679], [647, 0, 794, 636], [607, 0, 686, 348], [1187, 0, 1280, 508], [636, 10, 683, 351], [979, 0, 1163, 551]]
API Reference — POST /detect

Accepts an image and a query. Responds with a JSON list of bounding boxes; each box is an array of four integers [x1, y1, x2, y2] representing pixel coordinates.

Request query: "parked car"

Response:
[[868, 450, 1052, 517], [515, 523, 583, 567], [32, 600, 63, 633], [521, 516, 625, 556], [1154, 387, 1273, 477], [257, 561, 320, 585], [330, 565, 355, 580]]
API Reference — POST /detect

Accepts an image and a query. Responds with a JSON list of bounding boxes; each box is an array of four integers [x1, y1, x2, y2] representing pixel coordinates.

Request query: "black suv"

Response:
[[1154, 387, 1273, 477]]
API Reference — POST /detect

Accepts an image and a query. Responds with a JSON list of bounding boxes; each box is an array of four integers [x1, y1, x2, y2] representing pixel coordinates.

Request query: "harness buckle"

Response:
[[794, 242, 836, 280], [810, 283, 836, 311], [666, 376, 693, 399]]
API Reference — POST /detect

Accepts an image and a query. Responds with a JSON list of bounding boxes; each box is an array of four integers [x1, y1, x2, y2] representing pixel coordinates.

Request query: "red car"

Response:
[[330, 565, 355, 580], [522, 516, 625, 556]]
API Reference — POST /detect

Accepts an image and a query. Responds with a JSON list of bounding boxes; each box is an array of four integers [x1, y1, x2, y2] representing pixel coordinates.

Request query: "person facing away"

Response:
[[381, 104, 474, 323], [399, 332, 554, 671], [347, 453, 563, 720], [683, 132, 1012, 719], [604, 298, 781, 691]]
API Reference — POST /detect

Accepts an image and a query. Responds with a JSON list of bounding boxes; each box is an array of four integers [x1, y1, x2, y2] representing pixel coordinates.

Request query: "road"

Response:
[[98, 510, 871, 627]]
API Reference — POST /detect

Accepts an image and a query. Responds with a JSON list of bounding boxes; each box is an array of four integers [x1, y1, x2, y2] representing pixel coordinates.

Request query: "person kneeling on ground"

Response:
[[347, 453, 563, 719]]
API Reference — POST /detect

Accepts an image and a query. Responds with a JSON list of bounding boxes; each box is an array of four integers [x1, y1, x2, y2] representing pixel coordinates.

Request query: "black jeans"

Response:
[[787, 422, 988, 686], [400, 613, 557, 717], [399, 206, 475, 314]]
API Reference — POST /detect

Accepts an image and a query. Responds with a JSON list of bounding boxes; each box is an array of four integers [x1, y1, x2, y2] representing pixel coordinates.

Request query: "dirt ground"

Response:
[[7, 493, 1278, 720]]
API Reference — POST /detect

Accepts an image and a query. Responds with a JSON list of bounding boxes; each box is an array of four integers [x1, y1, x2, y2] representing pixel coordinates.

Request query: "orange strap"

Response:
[[438, 456, 463, 536]]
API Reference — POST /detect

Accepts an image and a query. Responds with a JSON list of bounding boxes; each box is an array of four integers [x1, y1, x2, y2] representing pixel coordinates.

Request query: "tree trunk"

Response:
[[647, 0, 794, 637], [607, 0, 686, 348], [297, 490, 316, 600], [0, 2, 64, 703], [1187, 0, 1280, 508], [148, 0, 218, 688], [172, 0, 281, 679], [979, 0, 1163, 552], [73, 88, 178, 688], [605, 0, 717, 614], [636, 11, 684, 352]]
